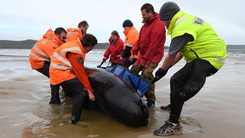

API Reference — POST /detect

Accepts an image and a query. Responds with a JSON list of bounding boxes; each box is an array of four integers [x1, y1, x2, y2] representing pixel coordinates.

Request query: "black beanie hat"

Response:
[[159, 2, 180, 21], [122, 19, 133, 28]]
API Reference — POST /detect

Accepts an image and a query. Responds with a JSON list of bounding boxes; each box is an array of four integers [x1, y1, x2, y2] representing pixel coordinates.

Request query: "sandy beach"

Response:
[[0, 49, 245, 138]]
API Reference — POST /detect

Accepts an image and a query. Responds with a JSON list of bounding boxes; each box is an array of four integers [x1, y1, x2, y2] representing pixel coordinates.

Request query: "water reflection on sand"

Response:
[[21, 89, 203, 138]]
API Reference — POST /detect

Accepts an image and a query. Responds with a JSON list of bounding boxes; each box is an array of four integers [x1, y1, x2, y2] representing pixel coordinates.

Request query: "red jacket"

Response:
[[133, 13, 166, 65], [103, 37, 124, 64]]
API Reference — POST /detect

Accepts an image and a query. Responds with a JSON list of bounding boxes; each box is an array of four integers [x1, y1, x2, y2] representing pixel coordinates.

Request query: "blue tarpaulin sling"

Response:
[[105, 65, 152, 97]]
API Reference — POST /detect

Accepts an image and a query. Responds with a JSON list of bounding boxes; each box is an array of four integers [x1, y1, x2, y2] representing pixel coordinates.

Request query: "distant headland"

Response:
[[0, 39, 109, 49], [0, 39, 244, 50]]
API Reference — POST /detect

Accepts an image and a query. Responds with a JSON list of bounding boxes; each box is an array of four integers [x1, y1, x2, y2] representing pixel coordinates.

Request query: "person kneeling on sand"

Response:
[[49, 33, 98, 124]]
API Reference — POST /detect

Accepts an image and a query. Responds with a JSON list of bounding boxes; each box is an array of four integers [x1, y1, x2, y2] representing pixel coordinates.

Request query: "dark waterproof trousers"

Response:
[[36, 61, 50, 78], [169, 59, 218, 123], [50, 79, 88, 122], [122, 58, 137, 68]]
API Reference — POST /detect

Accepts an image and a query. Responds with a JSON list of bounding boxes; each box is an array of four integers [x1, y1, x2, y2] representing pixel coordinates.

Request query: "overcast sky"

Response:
[[0, 0, 244, 45]]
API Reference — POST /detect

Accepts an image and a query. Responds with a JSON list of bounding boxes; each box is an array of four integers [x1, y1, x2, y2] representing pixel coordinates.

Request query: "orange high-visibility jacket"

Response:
[[123, 26, 139, 58], [66, 28, 82, 41], [29, 29, 64, 70], [49, 39, 92, 92]]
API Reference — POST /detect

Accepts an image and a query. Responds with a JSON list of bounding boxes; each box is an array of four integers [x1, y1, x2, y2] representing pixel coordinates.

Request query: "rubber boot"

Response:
[[49, 85, 61, 104]]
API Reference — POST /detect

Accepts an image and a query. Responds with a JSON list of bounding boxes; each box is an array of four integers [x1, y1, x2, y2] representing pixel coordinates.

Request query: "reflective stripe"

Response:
[[29, 51, 49, 61], [33, 44, 49, 58], [51, 47, 82, 71], [42, 39, 56, 44], [125, 43, 134, 48], [61, 47, 82, 56], [214, 58, 225, 63], [175, 17, 186, 26], [67, 31, 77, 36], [50, 62, 72, 70], [53, 52, 71, 66]]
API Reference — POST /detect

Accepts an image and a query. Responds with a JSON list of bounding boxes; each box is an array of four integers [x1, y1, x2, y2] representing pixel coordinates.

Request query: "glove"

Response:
[[153, 68, 168, 83], [102, 57, 107, 61]]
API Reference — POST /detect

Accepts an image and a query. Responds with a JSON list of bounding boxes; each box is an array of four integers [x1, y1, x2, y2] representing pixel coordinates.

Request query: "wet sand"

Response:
[[0, 54, 245, 138]]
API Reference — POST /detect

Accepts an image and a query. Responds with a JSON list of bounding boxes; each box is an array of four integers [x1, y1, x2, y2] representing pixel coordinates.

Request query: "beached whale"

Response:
[[85, 67, 149, 127]]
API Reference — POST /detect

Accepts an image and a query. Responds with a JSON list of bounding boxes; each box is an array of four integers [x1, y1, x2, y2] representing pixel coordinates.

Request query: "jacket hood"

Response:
[[145, 12, 160, 25], [42, 28, 64, 46]]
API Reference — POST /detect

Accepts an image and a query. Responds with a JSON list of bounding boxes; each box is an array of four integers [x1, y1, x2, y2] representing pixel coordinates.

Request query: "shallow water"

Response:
[[21, 90, 203, 138], [0, 58, 202, 138], [1, 48, 245, 138]]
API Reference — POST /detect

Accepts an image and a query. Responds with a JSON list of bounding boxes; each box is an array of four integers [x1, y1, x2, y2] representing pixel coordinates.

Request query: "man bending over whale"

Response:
[[49, 33, 98, 124]]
